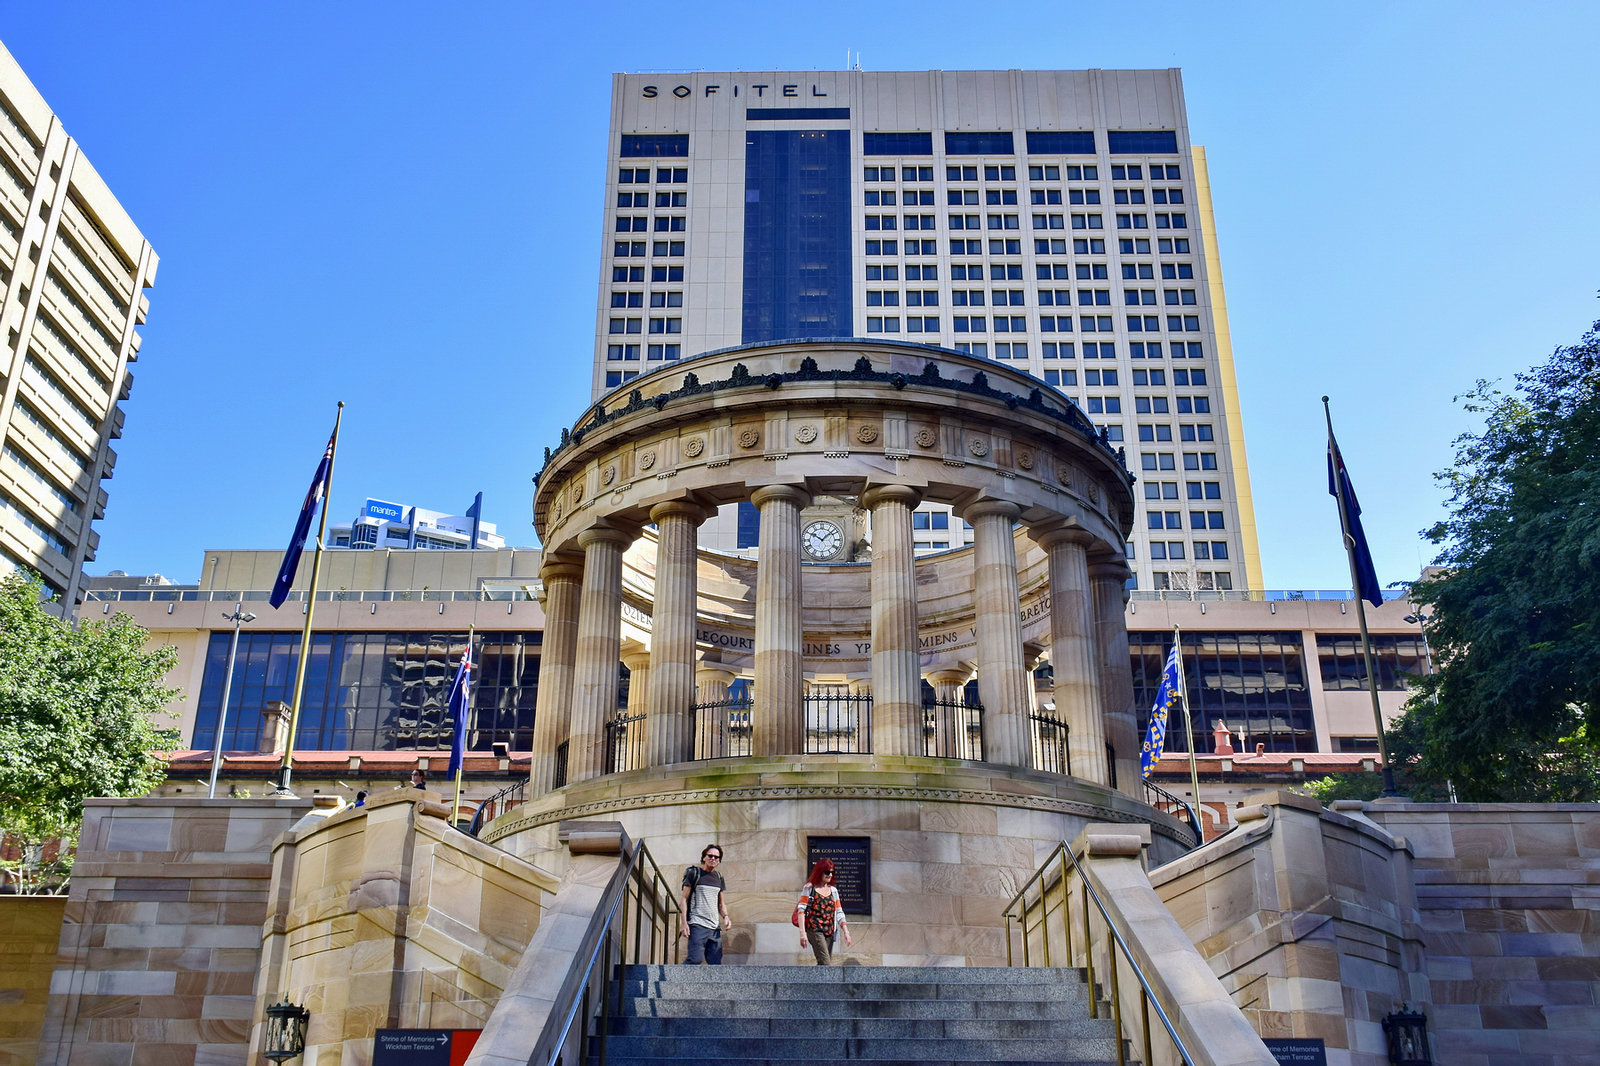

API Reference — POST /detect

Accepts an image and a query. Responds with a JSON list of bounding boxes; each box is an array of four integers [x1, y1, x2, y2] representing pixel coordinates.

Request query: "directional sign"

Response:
[[372, 1029, 480, 1066]]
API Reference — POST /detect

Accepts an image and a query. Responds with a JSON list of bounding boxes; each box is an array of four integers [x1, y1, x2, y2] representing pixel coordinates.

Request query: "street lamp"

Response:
[[1402, 609, 1434, 674], [207, 603, 258, 798]]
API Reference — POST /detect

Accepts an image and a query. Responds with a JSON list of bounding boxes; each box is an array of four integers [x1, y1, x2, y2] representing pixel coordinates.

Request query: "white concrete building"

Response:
[[0, 41, 157, 605], [329, 496, 506, 552], [591, 68, 1260, 592]]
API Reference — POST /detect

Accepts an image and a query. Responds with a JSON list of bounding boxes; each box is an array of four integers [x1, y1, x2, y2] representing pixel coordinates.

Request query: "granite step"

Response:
[[614, 995, 1097, 1020]]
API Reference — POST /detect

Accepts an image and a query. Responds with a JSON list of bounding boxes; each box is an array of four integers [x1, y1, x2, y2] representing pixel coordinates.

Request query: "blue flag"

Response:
[[445, 642, 473, 775], [1140, 642, 1181, 779], [1327, 431, 1383, 608], [269, 429, 335, 609]]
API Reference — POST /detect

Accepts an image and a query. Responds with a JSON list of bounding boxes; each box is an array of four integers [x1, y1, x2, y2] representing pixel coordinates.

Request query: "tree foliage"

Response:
[[0, 571, 180, 890], [1400, 315, 1600, 801]]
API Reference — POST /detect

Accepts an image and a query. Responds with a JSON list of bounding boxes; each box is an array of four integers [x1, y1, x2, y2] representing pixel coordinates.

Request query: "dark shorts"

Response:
[[686, 924, 722, 964]]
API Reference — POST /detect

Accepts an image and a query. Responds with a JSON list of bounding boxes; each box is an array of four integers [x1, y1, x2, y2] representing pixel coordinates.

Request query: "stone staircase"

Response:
[[589, 964, 1125, 1065]]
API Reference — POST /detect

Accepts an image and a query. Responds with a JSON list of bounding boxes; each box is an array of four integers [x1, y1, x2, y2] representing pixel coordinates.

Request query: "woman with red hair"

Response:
[[796, 858, 852, 964]]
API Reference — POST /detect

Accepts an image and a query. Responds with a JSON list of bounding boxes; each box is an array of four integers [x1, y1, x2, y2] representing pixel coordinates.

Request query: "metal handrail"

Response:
[[467, 778, 527, 836], [531, 839, 680, 1066], [1004, 839, 1198, 1066], [1141, 778, 1202, 846]]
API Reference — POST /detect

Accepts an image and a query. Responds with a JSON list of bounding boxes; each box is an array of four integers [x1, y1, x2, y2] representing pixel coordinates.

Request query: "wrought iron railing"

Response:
[[922, 698, 984, 759], [467, 778, 527, 836], [1029, 709, 1070, 775], [605, 710, 648, 773], [803, 687, 870, 754], [553, 741, 569, 789], [529, 839, 680, 1066], [1142, 778, 1203, 846], [693, 695, 753, 759], [1005, 839, 1199, 1066]]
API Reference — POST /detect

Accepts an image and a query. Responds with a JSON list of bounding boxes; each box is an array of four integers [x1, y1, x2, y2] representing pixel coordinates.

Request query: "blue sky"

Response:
[[4, 1, 1597, 589]]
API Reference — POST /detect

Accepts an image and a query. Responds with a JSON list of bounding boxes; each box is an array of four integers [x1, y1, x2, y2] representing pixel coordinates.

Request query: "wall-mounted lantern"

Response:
[[1382, 1008, 1432, 1066], [262, 998, 310, 1062]]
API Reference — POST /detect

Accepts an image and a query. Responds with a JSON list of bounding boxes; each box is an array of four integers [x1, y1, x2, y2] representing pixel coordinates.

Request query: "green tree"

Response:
[[0, 571, 180, 891], [1399, 315, 1600, 801]]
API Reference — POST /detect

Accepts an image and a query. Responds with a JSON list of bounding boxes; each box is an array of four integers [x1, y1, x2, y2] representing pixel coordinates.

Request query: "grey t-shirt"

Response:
[[682, 867, 725, 929]]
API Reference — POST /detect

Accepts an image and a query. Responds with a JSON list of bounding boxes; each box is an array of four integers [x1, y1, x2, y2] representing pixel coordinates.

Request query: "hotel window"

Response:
[[949, 239, 981, 254], [647, 344, 681, 361], [1175, 396, 1211, 414], [865, 214, 897, 230], [986, 214, 1019, 230], [990, 264, 1023, 280], [1132, 369, 1166, 386], [1084, 397, 1121, 414], [1160, 263, 1195, 280], [866, 240, 899, 255], [1125, 289, 1156, 306], [991, 290, 1025, 306], [610, 291, 643, 308], [949, 190, 980, 205], [1144, 481, 1179, 501], [1032, 213, 1065, 230], [1042, 343, 1073, 359], [656, 191, 687, 207], [954, 342, 988, 357], [1135, 397, 1170, 414], [953, 316, 986, 332], [947, 165, 979, 181], [616, 216, 647, 232], [1077, 289, 1110, 306], [903, 214, 935, 230], [1028, 164, 1061, 180], [606, 344, 640, 361], [988, 239, 1021, 254], [985, 189, 1019, 205], [1173, 368, 1207, 385], [1037, 290, 1071, 306], [1122, 263, 1155, 280], [905, 239, 937, 254], [865, 190, 897, 206], [1076, 263, 1108, 280], [1035, 239, 1069, 255], [865, 264, 899, 281], [906, 290, 938, 306], [903, 166, 934, 181], [613, 266, 644, 282], [983, 165, 1016, 181], [952, 290, 983, 306], [993, 315, 1025, 332], [1038, 264, 1070, 279], [618, 168, 650, 183], [652, 241, 684, 256], [1080, 315, 1113, 331], [1114, 189, 1146, 205], [1038, 315, 1067, 332], [647, 317, 681, 334], [1073, 238, 1106, 254], [994, 342, 1027, 359], [866, 316, 901, 333], [1138, 424, 1174, 443], [1179, 424, 1215, 442], [1065, 165, 1099, 180], [617, 192, 646, 207], [906, 316, 939, 332], [866, 290, 900, 307], [1151, 188, 1184, 204], [1111, 165, 1143, 180], [1083, 342, 1115, 358], [949, 214, 980, 230], [1070, 213, 1102, 229], [1120, 238, 1151, 254], [863, 167, 893, 181], [609, 317, 641, 334], [907, 190, 935, 205], [906, 264, 937, 280], [1183, 452, 1219, 471], [656, 167, 687, 183], [1031, 189, 1062, 205], [1068, 189, 1101, 205], [1158, 237, 1192, 254], [1154, 213, 1187, 229], [651, 265, 684, 282], [1083, 369, 1117, 385]]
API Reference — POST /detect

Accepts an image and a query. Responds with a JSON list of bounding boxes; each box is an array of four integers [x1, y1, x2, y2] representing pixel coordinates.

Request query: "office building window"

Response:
[[1131, 630, 1315, 754], [1317, 635, 1427, 691]]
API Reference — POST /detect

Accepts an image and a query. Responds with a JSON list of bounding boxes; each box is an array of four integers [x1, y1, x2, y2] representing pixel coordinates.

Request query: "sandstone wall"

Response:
[[0, 896, 67, 1066]]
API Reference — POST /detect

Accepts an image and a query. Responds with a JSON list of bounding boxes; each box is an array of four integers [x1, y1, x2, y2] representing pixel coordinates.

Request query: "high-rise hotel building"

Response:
[[0, 42, 156, 607], [592, 69, 1260, 592]]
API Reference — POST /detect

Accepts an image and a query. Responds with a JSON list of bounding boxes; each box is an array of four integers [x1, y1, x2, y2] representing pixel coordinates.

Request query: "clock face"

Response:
[[801, 520, 844, 561]]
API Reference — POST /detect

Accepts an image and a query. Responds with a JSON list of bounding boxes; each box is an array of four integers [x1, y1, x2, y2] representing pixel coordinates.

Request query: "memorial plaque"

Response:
[[373, 1029, 480, 1066], [1263, 1038, 1327, 1065], [807, 835, 871, 915]]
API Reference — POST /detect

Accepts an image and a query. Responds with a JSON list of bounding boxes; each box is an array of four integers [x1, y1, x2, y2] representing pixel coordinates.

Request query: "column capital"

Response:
[[860, 484, 922, 511], [958, 498, 1022, 523], [926, 667, 973, 687], [694, 662, 738, 685], [1088, 554, 1133, 583], [649, 498, 714, 525], [576, 524, 637, 551], [750, 483, 813, 510], [1033, 521, 1095, 552], [621, 643, 653, 671], [539, 556, 585, 585]]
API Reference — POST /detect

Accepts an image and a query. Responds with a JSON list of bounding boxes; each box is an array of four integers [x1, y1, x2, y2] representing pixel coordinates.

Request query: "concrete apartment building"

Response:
[[592, 69, 1260, 593], [0, 41, 157, 606]]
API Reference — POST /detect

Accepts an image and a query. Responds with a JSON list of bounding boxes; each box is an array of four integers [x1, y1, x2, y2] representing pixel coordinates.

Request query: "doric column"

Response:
[[566, 524, 635, 784], [645, 500, 710, 767], [693, 663, 737, 759], [750, 484, 811, 755], [529, 557, 582, 793], [925, 667, 972, 759], [619, 643, 652, 774], [1038, 526, 1108, 785], [861, 485, 922, 757], [1090, 554, 1140, 795], [962, 500, 1030, 767]]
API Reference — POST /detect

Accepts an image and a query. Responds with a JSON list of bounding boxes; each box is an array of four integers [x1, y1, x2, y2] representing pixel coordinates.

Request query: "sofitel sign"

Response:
[[642, 83, 831, 99]]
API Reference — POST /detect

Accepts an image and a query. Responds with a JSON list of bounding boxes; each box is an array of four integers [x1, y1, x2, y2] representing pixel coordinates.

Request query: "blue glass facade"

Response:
[[190, 630, 541, 753], [741, 130, 853, 343]]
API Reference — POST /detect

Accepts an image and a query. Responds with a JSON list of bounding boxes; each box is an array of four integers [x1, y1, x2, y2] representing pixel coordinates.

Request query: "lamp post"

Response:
[[207, 603, 257, 798]]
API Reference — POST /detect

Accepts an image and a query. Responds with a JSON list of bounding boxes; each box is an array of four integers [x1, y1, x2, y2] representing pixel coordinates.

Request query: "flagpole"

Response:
[[1172, 625, 1203, 832], [452, 625, 475, 826], [1323, 397, 1400, 798], [272, 401, 344, 797]]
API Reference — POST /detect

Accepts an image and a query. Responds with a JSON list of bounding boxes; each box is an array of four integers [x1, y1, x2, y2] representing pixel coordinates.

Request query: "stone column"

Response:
[[750, 485, 811, 755], [529, 557, 582, 793], [963, 500, 1031, 767], [926, 668, 973, 761], [693, 663, 737, 759], [861, 485, 922, 757], [1091, 554, 1140, 795], [1039, 526, 1108, 785], [619, 644, 652, 774], [566, 525, 635, 784], [645, 500, 710, 767]]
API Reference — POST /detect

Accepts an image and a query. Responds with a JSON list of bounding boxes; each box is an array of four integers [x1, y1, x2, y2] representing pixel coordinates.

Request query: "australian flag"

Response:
[[268, 429, 335, 609], [1327, 431, 1384, 608], [445, 642, 473, 775], [1140, 642, 1182, 779]]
